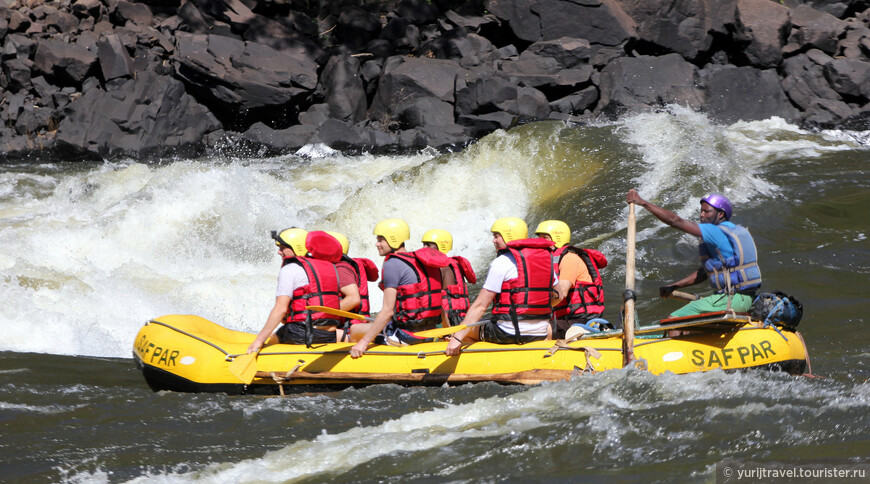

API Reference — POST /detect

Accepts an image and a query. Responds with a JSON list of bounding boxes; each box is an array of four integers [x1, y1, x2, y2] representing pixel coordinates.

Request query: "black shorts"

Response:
[[554, 315, 599, 339], [478, 320, 547, 345], [275, 322, 337, 345]]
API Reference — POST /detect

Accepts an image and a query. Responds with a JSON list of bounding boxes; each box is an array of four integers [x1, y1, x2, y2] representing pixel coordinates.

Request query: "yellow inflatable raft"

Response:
[[132, 311, 810, 394]]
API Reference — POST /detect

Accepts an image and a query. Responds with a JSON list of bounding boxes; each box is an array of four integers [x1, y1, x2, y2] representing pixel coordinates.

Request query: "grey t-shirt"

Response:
[[381, 256, 419, 288]]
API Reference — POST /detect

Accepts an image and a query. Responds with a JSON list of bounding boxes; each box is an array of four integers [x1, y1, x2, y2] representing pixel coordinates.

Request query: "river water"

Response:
[[2, 107, 869, 483]]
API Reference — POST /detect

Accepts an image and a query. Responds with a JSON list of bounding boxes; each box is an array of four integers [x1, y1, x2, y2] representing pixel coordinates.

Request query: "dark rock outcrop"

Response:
[[2, 0, 870, 161]]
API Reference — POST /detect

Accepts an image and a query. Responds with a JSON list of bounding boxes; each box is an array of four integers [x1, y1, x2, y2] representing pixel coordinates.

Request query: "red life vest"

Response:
[[283, 256, 342, 324], [383, 248, 449, 330], [551, 246, 606, 320], [342, 255, 379, 316], [491, 238, 555, 320], [442, 255, 477, 324]]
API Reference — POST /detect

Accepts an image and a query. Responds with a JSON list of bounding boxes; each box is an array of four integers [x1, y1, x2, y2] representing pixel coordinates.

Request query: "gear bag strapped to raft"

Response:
[[750, 291, 803, 331]]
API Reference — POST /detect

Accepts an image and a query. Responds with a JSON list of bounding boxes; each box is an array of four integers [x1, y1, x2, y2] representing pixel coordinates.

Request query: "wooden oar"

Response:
[[622, 202, 637, 366], [229, 350, 259, 384], [670, 290, 700, 301], [411, 320, 488, 339], [305, 305, 373, 322]]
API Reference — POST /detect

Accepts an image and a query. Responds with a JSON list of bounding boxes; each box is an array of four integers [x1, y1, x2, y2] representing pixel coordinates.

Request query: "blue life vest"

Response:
[[700, 224, 762, 293]]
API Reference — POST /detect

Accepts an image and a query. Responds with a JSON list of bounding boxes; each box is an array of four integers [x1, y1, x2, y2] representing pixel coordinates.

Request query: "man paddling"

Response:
[[349, 219, 450, 358], [626, 190, 762, 316], [534, 220, 607, 338], [421, 229, 477, 327], [445, 218, 557, 356], [246, 229, 356, 352]]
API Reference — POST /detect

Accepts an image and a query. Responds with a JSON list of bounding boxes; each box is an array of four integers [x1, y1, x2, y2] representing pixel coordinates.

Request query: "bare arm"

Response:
[[445, 289, 497, 356], [247, 295, 290, 353], [627, 189, 701, 237], [660, 268, 707, 297], [339, 284, 361, 312], [349, 288, 397, 358]]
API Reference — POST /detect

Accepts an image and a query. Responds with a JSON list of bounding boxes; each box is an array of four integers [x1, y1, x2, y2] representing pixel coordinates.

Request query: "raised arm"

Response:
[[627, 189, 701, 237]]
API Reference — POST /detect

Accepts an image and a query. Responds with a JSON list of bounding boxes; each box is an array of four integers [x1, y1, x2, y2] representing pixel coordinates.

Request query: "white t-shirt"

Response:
[[483, 252, 556, 336], [276, 263, 309, 297]]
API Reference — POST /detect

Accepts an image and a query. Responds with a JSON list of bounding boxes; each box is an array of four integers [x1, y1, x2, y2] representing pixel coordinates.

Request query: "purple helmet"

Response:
[[700, 193, 732, 220]]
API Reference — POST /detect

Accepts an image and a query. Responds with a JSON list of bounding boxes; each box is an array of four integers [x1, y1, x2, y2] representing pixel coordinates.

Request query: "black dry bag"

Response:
[[750, 291, 803, 331]]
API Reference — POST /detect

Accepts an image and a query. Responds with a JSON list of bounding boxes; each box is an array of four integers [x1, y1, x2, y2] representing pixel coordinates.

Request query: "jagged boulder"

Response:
[[617, 0, 737, 61], [485, 0, 636, 46], [368, 55, 463, 127], [596, 53, 703, 116], [171, 32, 318, 128], [320, 53, 367, 123], [701, 65, 800, 124], [32, 38, 98, 86], [788, 4, 848, 55], [734, 0, 790, 68], [54, 71, 221, 159]]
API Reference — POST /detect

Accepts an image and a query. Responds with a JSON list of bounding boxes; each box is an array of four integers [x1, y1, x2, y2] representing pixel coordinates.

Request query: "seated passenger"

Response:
[[247, 229, 345, 351], [445, 217, 557, 356], [349, 219, 450, 358], [421, 229, 477, 327], [534, 220, 607, 339]]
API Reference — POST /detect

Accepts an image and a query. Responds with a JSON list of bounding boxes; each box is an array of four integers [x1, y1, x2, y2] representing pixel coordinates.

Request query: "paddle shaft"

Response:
[[670, 290, 700, 301], [622, 202, 636, 366]]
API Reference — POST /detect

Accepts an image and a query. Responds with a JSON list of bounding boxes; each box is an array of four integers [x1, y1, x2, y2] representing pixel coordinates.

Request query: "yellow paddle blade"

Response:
[[305, 305, 372, 321], [412, 324, 468, 338], [228, 353, 258, 384], [412, 320, 489, 338]]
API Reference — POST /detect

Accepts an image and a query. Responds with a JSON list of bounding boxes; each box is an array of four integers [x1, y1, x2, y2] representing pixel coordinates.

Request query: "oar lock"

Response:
[[622, 289, 637, 302]]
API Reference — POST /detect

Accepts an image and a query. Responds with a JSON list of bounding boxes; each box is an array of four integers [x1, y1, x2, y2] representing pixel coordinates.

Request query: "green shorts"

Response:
[[669, 293, 753, 318]]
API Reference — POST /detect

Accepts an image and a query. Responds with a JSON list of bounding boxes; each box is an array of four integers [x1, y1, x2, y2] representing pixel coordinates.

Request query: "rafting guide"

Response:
[[626, 189, 762, 316]]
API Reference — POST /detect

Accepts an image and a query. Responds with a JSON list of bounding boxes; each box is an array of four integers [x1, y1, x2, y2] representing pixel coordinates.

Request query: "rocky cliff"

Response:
[[2, 0, 869, 161]]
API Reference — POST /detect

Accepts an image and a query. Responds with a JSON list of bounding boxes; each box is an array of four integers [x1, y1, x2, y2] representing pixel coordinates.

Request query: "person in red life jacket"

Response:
[[326, 230, 378, 340], [445, 218, 558, 356], [421, 229, 477, 327], [626, 189, 762, 317], [349, 218, 450, 358], [246, 229, 353, 352], [534, 220, 607, 339]]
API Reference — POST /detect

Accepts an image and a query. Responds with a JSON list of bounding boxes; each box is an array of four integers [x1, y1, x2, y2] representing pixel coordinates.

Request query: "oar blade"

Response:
[[413, 324, 468, 338], [412, 319, 488, 338], [229, 353, 258, 384], [306, 305, 370, 321]]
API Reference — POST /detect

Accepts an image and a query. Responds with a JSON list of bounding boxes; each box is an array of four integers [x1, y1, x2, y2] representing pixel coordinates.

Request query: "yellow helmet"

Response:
[[490, 217, 528, 243], [272, 228, 308, 256], [534, 220, 571, 248], [326, 231, 350, 255], [373, 218, 410, 250], [421, 229, 453, 254]]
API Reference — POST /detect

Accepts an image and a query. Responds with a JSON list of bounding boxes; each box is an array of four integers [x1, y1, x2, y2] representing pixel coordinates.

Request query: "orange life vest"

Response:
[[551, 246, 606, 320]]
